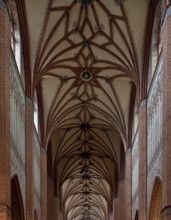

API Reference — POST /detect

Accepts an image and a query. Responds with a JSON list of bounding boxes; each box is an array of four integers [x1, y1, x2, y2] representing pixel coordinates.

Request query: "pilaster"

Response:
[[25, 97, 34, 220], [118, 179, 126, 220], [138, 99, 147, 220], [125, 148, 132, 220], [114, 198, 118, 220], [41, 148, 47, 220]]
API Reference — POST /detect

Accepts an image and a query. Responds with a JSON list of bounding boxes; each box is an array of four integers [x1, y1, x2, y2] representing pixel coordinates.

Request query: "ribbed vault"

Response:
[[24, 0, 148, 219]]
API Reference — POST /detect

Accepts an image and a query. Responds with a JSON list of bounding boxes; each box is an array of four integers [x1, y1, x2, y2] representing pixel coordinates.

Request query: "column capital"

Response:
[[40, 147, 47, 153], [125, 148, 132, 156], [25, 96, 34, 107], [138, 98, 147, 111]]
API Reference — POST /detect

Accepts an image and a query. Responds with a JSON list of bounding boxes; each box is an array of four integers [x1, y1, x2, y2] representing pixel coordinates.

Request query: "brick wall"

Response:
[[10, 52, 26, 212], [147, 54, 163, 215], [138, 100, 147, 220], [161, 9, 171, 219], [0, 2, 11, 219]]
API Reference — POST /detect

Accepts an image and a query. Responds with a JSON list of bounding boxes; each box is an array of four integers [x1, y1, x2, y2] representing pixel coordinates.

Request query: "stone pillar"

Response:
[[47, 177, 56, 220], [108, 211, 113, 220], [54, 197, 58, 220], [161, 15, 171, 220], [41, 148, 47, 220], [114, 198, 118, 220], [58, 210, 63, 220], [125, 148, 132, 220], [47, 178, 59, 220], [0, 2, 11, 220], [57, 197, 63, 220], [138, 99, 147, 220], [25, 98, 34, 220], [118, 179, 126, 220]]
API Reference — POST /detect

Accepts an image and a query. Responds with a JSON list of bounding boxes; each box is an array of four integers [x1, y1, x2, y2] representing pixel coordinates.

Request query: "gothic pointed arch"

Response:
[[141, 0, 161, 98], [148, 177, 162, 220], [11, 175, 25, 220], [12, 0, 32, 97], [22, 0, 149, 219], [34, 209, 38, 220], [135, 210, 139, 220]]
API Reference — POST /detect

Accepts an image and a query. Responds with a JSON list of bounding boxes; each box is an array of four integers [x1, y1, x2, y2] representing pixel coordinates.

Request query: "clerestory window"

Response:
[[11, 1, 21, 73]]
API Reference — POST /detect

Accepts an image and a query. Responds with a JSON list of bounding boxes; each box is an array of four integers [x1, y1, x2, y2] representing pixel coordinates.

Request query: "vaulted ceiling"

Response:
[[24, 0, 148, 219]]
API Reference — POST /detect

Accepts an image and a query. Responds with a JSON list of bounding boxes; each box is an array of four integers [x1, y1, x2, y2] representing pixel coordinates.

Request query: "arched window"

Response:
[[11, 1, 22, 73], [34, 92, 39, 133], [11, 176, 25, 220], [148, 0, 162, 85]]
